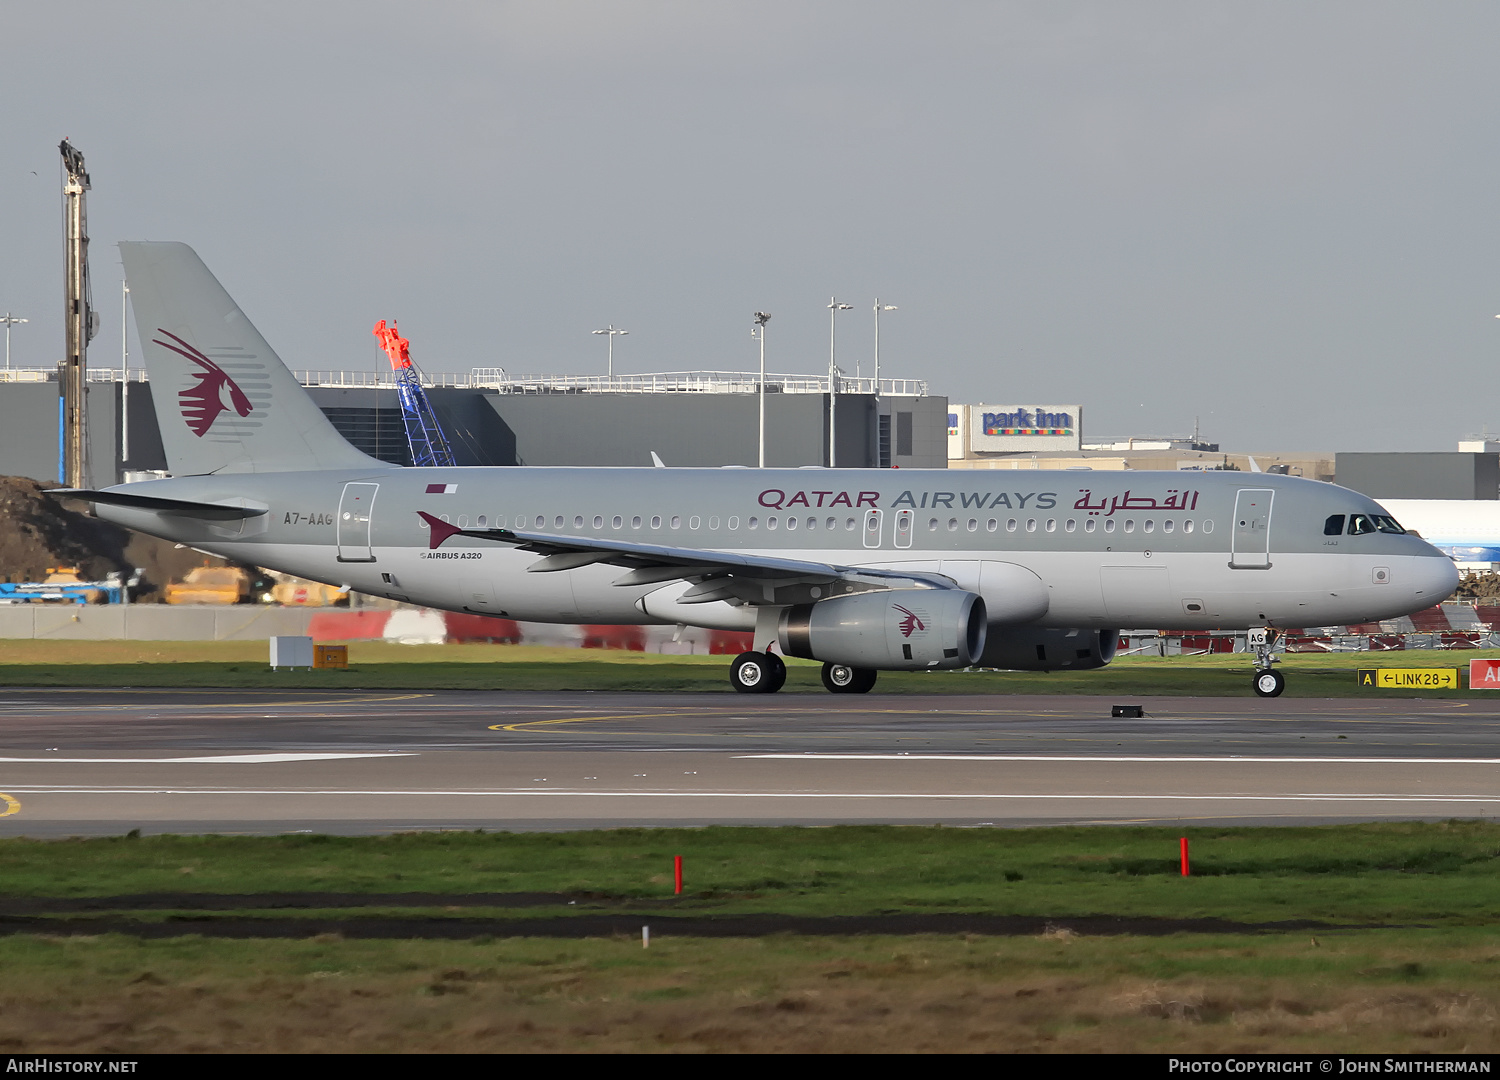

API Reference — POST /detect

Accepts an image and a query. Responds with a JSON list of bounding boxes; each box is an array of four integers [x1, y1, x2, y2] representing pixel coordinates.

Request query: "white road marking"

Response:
[[0, 788, 1495, 804], [0, 753, 416, 764], [737, 753, 1500, 764]]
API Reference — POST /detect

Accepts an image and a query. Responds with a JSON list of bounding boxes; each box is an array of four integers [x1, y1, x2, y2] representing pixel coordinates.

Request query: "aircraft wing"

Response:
[[418, 511, 955, 604]]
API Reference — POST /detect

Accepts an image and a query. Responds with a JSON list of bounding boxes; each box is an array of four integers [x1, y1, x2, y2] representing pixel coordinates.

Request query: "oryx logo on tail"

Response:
[[893, 604, 927, 638], [153, 328, 254, 437]]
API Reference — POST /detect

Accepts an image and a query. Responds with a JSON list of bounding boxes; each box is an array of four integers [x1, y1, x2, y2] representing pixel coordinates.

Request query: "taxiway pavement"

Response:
[[0, 689, 1494, 834]]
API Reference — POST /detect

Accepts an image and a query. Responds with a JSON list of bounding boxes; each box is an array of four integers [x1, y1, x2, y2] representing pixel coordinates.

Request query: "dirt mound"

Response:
[[0, 476, 239, 601]]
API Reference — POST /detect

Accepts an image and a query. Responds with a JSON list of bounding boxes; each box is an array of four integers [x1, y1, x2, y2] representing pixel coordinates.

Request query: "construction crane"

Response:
[[372, 319, 456, 467], [60, 138, 98, 488]]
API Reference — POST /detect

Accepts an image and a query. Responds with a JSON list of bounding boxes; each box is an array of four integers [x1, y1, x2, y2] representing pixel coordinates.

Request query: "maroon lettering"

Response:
[[857, 491, 880, 507]]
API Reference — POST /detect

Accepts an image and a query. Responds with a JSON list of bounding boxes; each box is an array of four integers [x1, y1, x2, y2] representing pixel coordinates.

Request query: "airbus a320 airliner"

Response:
[[56, 243, 1459, 698]]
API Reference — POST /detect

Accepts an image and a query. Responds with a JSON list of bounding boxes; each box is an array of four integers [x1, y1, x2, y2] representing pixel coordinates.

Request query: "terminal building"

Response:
[[0, 367, 948, 486]]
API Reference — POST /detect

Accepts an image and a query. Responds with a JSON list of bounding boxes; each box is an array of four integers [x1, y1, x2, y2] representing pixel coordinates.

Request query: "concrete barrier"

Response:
[[0, 605, 315, 640]]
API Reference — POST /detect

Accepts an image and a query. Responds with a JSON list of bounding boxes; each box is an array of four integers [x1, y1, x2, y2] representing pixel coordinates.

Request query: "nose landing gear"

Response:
[[1249, 627, 1284, 697]]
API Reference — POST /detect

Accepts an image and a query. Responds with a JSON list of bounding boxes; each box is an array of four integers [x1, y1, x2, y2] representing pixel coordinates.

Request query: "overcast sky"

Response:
[[3, 1, 1499, 452]]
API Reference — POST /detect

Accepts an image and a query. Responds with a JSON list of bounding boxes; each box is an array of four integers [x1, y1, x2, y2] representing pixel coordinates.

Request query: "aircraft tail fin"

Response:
[[120, 242, 384, 475]]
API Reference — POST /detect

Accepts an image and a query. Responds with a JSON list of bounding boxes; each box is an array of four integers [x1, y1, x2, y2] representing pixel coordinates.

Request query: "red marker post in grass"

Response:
[[674, 855, 683, 895], [1180, 837, 1190, 877]]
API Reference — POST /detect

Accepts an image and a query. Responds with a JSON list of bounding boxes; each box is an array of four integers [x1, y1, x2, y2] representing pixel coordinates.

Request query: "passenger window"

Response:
[[1324, 514, 1345, 536], [1348, 514, 1375, 535]]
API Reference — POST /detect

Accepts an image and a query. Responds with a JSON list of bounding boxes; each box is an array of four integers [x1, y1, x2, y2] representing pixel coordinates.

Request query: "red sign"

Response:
[[1468, 659, 1500, 688]]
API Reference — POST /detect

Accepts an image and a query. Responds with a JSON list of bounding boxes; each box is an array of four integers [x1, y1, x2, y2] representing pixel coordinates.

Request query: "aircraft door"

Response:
[[337, 482, 379, 563], [863, 508, 884, 549], [894, 509, 914, 549], [1229, 488, 1274, 570]]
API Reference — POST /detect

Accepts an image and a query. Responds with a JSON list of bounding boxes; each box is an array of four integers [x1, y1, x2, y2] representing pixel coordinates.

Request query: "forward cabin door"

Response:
[[1229, 488, 1274, 569], [336, 482, 379, 563]]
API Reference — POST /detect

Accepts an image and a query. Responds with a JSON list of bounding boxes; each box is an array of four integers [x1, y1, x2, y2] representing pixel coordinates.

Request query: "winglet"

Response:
[[418, 511, 464, 549]]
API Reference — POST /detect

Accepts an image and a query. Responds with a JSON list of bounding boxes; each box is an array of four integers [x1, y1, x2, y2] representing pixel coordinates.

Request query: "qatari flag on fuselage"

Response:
[[425, 483, 457, 494]]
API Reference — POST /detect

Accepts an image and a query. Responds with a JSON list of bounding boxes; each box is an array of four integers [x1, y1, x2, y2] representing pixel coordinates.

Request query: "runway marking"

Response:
[[739, 753, 1500, 764], [0, 753, 416, 764], [0, 692, 429, 713], [0, 793, 19, 817], [1, 788, 1497, 805], [492, 711, 714, 732]]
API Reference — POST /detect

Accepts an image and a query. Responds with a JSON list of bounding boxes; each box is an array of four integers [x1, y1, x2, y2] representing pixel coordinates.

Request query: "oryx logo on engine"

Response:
[[893, 604, 927, 639], [153, 328, 254, 437]]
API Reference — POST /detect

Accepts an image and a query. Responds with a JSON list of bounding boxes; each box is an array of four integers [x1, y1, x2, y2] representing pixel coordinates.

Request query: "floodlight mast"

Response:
[[827, 298, 852, 467], [592, 325, 628, 377], [60, 139, 96, 489], [753, 312, 770, 467], [0, 315, 27, 372]]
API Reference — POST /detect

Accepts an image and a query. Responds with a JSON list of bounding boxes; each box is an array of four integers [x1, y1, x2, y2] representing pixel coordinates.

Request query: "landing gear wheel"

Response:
[[731, 652, 784, 694], [1253, 670, 1286, 698], [821, 663, 877, 694], [762, 652, 786, 693]]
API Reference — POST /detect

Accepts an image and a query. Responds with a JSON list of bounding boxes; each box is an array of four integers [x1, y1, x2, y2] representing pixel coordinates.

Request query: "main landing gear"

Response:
[[821, 663, 877, 694], [1249, 627, 1285, 698], [730, 651, 786, 694]]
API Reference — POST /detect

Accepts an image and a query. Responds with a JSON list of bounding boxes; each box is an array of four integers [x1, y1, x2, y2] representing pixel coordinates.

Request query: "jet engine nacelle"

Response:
[[779, 589, 988, 670], [979, 626, 1119, 671]]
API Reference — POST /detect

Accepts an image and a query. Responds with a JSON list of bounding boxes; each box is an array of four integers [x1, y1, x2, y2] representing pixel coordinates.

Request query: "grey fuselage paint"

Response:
[[91, 466, 1459, 633]]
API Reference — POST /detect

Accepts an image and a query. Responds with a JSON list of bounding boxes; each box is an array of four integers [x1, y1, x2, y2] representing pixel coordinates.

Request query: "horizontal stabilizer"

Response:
[[49, 489, 267, 521]]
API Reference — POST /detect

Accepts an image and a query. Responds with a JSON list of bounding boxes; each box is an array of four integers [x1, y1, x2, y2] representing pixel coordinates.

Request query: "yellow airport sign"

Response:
[[1356, 668, 1459, 690]]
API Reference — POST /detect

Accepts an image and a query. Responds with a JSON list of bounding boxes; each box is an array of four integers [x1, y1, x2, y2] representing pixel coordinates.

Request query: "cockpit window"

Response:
[[1324, 514, 1345, 536], [1374, 516, 1405, 534], [1347, 514, 1376, 535]]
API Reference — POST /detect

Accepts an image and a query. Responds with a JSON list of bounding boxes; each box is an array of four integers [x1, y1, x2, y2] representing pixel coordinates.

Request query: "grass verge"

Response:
[[2, 822, 1499, 926], [0, 639, 1493, 695], [0, 824, 1497, 1051], [0, 929, 1495, 1052]]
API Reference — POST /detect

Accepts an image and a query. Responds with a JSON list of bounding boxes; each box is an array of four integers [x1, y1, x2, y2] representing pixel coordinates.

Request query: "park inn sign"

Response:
[[948, 403, 1083, 457]]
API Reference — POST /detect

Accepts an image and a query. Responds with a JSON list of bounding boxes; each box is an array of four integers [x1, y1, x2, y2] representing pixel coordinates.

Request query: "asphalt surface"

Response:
[[0, 688, 1496, 834]]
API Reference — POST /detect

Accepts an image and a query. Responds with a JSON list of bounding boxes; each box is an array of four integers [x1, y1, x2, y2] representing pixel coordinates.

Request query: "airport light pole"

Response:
[[0, 314, 27, 372], [873, 300, 896, 394], [828, 298, 852, 467], [752, 312, 770, 467], [592, 325, 628, 378]]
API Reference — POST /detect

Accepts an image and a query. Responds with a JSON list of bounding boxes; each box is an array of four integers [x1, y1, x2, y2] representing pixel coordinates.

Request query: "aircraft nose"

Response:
[[1410, 552, 1460, 605]]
